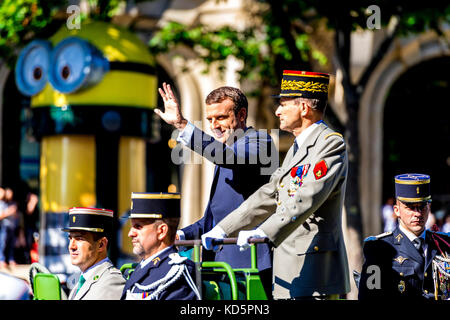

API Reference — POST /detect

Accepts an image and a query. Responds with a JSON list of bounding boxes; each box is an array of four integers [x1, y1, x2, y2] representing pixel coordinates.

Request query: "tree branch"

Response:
[[357, 16, 400, 92], [266, 0, 309, 70]]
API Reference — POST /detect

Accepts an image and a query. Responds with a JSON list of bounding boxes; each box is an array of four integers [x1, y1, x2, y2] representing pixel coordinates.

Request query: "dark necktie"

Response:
[[413, 238, 425, 258], [293, 140, 298, 155]]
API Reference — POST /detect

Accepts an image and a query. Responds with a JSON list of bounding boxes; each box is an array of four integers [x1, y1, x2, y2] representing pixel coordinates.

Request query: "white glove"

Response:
[[237, 228, 267, 252], [201, 226, 226, 251]]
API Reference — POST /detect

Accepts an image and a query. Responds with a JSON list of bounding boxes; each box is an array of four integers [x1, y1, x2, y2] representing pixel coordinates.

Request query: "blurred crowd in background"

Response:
[[381, 196, 450, 233], [0, 187, 39, 269]]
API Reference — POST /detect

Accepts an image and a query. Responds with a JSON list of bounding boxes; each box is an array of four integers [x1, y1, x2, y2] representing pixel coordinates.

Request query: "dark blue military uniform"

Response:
[[121, 246, 198, 300], [359, 227, 450, 299], [359, 173, 450, 300], [121, 192, 200, 300]]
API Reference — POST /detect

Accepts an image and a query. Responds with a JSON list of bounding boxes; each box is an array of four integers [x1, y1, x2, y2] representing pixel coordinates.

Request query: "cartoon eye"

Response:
[[15, 40, 52, 96], [49, 37, 109, 94]]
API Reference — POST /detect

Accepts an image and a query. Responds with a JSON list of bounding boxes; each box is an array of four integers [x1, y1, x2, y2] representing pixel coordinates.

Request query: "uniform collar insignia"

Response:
[[394, 256, 408, 264], [395, 233, 403, 243], [152, 257, 160, 266], [313, 160, 328, 180]]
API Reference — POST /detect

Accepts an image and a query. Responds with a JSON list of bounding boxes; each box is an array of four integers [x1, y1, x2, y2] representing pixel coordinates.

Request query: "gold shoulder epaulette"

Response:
[[324, 132, 343, 140]]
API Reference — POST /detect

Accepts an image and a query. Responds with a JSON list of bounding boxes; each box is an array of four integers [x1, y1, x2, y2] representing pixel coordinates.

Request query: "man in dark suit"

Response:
[[156, 84, 276, 297], [121, 192, 200, 300], [359, 173, 450, 300]]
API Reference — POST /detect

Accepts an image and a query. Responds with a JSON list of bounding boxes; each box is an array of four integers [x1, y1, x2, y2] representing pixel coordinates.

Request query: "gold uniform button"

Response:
[[277, 201, 281, 206], [424, 290, 428, 294], [313, 246, 319, 251], [399, 272, 404, 277], [280, 183, 284, 188], [424, 272, 427, 277]]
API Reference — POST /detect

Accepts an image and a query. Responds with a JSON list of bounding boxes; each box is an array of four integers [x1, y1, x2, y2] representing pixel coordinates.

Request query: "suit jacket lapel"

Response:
[[209, 165, 220, 200], [424, 230, 438, 270], [393, 228, 424, 264], [124, 262, 148, 292], [425, 245, 437, 270], [124, 247, 177, 292], [73, 260, 112, 300]]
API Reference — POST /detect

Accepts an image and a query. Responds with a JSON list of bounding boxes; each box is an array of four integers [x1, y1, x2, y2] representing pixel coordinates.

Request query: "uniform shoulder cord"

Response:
[[132, 253, 201, 300]]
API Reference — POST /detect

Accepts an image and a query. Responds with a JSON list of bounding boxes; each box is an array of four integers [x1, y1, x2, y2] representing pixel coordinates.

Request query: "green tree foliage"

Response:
[[1, 0, 449, 262], [148, 1, 449, 88], [147, 1, 449, 259], [0, 0, 124, 67], [148, 4, 330, 88], [0, 0, 65, 65]]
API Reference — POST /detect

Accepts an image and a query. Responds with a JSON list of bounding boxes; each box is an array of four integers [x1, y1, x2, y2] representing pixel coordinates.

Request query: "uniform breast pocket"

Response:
[[292, 232, 340, 287], [295, 232, 338, 255], [392, 266, 415, 277], [392, 265, 416, 295]]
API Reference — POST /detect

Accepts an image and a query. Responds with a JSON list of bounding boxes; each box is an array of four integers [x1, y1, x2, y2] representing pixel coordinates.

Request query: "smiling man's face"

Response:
[[205, 98, 246, 145]]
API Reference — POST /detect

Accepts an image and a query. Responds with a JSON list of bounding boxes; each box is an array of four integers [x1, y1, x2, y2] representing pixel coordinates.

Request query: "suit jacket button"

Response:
[[314, 246, 319, 251]]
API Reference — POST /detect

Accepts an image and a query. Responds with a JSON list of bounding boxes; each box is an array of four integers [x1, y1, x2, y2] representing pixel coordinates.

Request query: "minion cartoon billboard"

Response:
[[15, 21, 157, 280]]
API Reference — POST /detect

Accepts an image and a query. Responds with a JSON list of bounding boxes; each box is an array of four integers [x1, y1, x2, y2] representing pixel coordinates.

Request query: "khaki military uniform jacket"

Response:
[[218, 122, 350, 299], [69, 260, 125, 300]]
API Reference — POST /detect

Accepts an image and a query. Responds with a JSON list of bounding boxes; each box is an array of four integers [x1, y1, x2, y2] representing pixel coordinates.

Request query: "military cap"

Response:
[[395, 173, 431, 203], [62, 207, 113, 234], [272, 70, 330, 100], [129, 192, 180, 219]]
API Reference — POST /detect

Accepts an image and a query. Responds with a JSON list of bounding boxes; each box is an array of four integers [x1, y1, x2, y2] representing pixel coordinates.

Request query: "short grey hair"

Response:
[[293, 97, 327, 113]]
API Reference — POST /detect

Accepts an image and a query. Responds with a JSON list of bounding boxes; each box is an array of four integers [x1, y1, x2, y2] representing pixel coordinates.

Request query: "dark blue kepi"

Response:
[[129, 192, 181, 219], [395, 173, 431, 203]]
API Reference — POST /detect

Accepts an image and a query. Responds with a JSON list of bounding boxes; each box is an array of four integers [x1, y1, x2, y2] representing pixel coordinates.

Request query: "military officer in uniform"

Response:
[[359, 173, 450, 300], [62, 207, 125, 300], [121, 192, 200, 300], [202, 70, 350, 300]]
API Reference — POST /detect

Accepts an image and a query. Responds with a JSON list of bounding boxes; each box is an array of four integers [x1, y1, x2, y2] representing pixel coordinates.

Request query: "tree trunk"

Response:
[[334, 20, 364, 300], [342, 88, 364, 300]]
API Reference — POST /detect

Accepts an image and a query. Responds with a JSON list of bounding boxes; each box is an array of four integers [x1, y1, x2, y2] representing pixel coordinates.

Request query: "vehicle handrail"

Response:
[[174, 237, 269, 247]]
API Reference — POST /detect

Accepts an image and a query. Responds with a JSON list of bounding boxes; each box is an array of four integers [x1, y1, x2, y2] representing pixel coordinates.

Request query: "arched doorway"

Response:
[[359, 33, 450, 237], [383, 56, 450, 227]]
